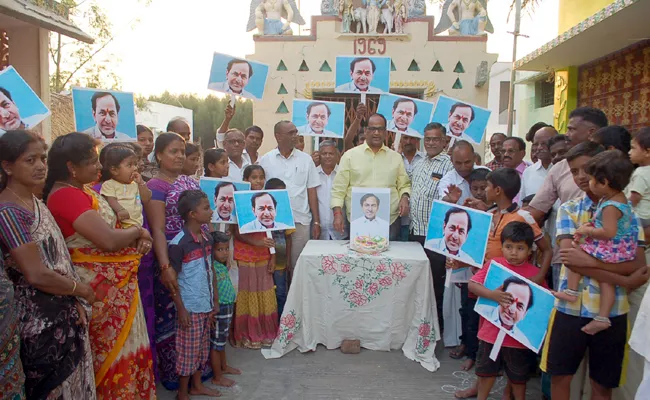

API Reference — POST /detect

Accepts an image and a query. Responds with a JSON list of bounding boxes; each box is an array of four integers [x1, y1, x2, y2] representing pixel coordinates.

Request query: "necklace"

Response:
[[57, 181, 83, 190], [157, 171, 177, 184], [6, 187, 34, 211]]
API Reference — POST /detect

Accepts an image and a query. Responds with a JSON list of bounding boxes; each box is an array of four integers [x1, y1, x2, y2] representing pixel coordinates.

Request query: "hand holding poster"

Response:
[[72, 88, 137, 141], [234, 189, 295, 234], [0, 67, 50, 135], [292, 99, 345, 139], [424, 200, 492, 269], [199, 177, 251, 224], [350, 188, 391, 253], [377, 94, 435, 138], [207, 52, 269, 100], [474, 260, 555, 353], [430, 95, 491, 145], [335, 56, 391, 94]]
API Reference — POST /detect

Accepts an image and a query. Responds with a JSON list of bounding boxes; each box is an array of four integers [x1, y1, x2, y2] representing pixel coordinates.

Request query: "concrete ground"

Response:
[[157, 344, 542, 400]]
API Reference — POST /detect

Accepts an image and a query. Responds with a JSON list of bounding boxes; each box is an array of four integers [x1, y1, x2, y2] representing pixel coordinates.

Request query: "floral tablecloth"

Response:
[[261, 240, 441, 372]]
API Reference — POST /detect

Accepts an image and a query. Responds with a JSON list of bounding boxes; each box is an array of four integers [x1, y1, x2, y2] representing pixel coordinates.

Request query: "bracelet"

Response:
[[160, 264, 172, 272], [71, 281, 77, 295], [314, 221, 321, 225], [333, 209, 343, 216]]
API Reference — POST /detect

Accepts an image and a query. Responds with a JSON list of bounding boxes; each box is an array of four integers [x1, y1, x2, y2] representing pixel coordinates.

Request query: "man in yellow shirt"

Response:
[[331, 113, 411, 240]]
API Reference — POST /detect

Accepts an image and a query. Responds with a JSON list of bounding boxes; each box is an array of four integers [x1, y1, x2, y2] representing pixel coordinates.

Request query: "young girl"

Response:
[[182, 143, 202, 177], [558, 150, 637, 335], [100, 144, 152, 228], [627, 128, 650, 231], [232, 165, 278, 348], [204, 148, 230, 179], [137, 125, 158, 181]]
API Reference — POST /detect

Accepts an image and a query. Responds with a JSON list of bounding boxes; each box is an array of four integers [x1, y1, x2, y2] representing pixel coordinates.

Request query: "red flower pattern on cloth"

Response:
[[348, 290, 368, 306], [379, 276, 393, 287], [341, 263, 351, 273], [368, 282, 379, 296], [281, 314, 296, 329], [321, 255, 337, 274], [390, 262, 407, 281]]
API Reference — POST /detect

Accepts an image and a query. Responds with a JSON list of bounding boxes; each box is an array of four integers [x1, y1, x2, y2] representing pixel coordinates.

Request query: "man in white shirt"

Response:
[[297, 102, 338, 137], [400, 135, 425, 240], [474, 275, 535, 349], [223, 129, 251, 182], [335, 57, 383, 93], [386, 98, 420, 137], [445, 102, 477, 145], [351, 193, 390, 240], [82, 92, 132, 140], [241, 192, 291, 232], [208, 59, 257, 99], [259, 121, 321, 268], [243, 125, 264, 165], [520, 126, 558, 199], [436, 140, 477, 205], [316, 141, 348, 240], [424, 207, 475, 265]]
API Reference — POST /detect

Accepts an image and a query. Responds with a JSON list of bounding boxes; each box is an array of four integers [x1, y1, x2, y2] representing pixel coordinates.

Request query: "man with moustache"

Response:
[[223, 129, 250, 182], [445, 102, 475, 146], [316, 141, 348, 240], [387, 98, 419, 136], [425, 207, 475, 265], [399, 134, 424, 240], [335, 57, 383, 93], [332, 114, 411, 241], [501, 137, 528, 204], [408, 122, 453, 328], [212, 182, 237, 223], [297, 102, 337, 136], [485, 132, 506, 170], [521, 126, 558, 199], [208, 59, 256, 99], [83, 92, 130, 140], [0, 88, 48, 132], [243, 125, 264, 165]]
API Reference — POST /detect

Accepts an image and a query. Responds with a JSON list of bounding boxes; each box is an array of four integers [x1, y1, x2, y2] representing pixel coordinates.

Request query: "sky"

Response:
[[98, 0, 559, 97]]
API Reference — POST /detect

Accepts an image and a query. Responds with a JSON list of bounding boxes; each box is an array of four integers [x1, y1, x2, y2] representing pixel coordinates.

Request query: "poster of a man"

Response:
[[0, 67, 50, 135], [377, 94, 435, 138], [474, 261, 555, 352], [199, 177, 251, 224], [350, 188, 391, 242], [293, 99, 345, 138], [72, 88, 137, 141], [207, 52, 269, 100], [234, 189, 296, 233], [430, 95, 491, 145], [335, 56, 390, 94], [424, 200, 491, 268]]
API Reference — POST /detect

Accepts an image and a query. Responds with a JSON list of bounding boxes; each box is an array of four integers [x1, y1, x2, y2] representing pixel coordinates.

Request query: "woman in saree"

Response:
[[0, 130, 96, 399], [0, 250, 24, 400], [43, 133, 156, 399], [145, 132, 212, 390]]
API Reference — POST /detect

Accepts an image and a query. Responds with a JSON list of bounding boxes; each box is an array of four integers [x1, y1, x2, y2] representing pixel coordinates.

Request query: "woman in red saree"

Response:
[[44, 133, 156, 399]]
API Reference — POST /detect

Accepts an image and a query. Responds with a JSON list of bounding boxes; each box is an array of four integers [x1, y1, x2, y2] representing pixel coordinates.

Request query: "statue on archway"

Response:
[[408, 0, 425, 17], [381, 0, 394, 34], [363, 0, 387, 34], [394, 0, 408, 34], [247, 0, 306, 36], [434, 0, 493, 36], [339, 0, 354, 33]]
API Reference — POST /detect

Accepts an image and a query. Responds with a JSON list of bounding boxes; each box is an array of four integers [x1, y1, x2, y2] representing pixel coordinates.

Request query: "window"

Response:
[[537, 80, 554, 108], [499, 81, 510, 125]]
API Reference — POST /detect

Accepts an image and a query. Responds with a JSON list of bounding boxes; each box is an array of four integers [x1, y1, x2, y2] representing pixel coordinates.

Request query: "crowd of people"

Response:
[[0, 103, 649, 400]]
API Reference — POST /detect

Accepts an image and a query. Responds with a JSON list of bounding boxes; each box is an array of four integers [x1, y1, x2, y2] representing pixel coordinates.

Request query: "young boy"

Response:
[[209, 231, 242, 388], [484, 168, 551, 285], [469, 221, 543, 400], [169, 190, 221, 399], [264, 178, 294, 316], [469, 168, 490, 204]]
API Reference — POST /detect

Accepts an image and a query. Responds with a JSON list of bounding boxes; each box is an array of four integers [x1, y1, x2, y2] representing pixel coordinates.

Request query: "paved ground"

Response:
[[157, 344, 542, 399]]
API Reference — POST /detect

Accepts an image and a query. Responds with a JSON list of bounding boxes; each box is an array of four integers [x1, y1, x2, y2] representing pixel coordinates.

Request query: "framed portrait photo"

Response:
[[377, 93, 435, 138], [199, 177, 251, 225], [234, 189, 296, 234], [207, 52, 269, 100], [335, 56, 391, 94], [0, 66, 50, 135], [474, 260, 555, 353], [72, 87, 137, 142], [349, 187, 391, 253], [430, 95, 491, 145], [292, 99, 345, 139], [424, 200, 492, 269]]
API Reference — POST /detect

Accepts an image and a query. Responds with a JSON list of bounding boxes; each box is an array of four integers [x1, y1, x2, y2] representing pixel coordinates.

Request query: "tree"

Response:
[[43, 0, 152, 93], [146, 92, 254, 146]]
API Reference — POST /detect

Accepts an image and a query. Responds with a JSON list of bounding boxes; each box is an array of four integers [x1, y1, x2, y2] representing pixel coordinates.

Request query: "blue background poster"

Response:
[[207, 52, 269, 100], [72, 87, 137, 141]]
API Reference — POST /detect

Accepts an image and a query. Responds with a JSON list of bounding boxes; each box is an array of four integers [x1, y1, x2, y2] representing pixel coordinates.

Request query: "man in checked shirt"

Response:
[[407, 122, 453, 329]]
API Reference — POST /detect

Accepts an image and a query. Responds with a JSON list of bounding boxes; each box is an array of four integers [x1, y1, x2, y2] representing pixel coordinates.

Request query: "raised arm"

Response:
[[344, 103, 367, 152]]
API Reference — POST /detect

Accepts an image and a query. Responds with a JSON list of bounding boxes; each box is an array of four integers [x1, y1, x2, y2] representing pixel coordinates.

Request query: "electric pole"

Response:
[[506, 0, 522, 137]]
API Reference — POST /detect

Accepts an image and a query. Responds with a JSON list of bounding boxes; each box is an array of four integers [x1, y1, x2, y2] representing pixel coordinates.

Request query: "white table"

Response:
[[262, 240, 441, 372]]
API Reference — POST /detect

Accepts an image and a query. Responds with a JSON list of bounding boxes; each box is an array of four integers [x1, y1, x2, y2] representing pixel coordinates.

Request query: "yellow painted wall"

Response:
[[558, 0, 615, 34]]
